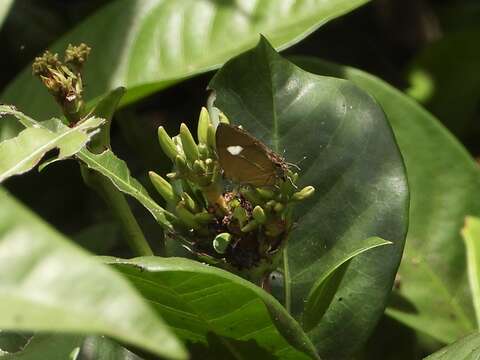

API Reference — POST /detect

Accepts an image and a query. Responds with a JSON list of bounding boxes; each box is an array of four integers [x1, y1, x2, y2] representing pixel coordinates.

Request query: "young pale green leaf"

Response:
[[0, 115, 104, 182], [104, 257, 320, 360], [210, 38, 409, 358], [293, 57, 480, 344], [76, 149, 175, 229], [1, 0, 370, 125], [461, 216, 480, 328], [0, 105, 36, 127], [424, 332, 480, 360], [0, 104, 173, 232], [0, 188, 186, 360], [1, 335, 83, 360], [302, 237, 392, 332]]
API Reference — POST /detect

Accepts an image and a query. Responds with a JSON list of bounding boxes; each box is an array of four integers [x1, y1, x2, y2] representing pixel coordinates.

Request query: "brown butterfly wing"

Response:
[[216, 123, 279, 186]]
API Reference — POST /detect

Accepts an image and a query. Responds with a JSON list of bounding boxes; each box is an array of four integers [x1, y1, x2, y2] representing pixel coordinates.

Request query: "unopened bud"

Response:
[[194, 211, 214, 224], [292, 186, 315, 201], [240, 187, 262, 206], [207, 124, 216, 150], [265, 200, 276, 211], [197, 107, 210, 144], [241, 220, 259, 233], [213, 233, 232, 254], [149, 171, 177, 204], [219, 112, 230, 124], [233, 206, 248, 227], [198, 143, 209, 159], [175, 155, 189, 176], [193, 159, 207, 175], [158, 126, 179, 161], [256, 188, 275, 200], [181, 192, 198, 213], [176, 204, 201, 230], [273, 202, 284, 213], [180, 123, 199, 162], [252, 206, 267, 224], [64, 43, 91, 69]]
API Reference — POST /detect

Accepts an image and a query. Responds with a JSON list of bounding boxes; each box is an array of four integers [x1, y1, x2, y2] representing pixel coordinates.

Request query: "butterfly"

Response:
[[215, 123, 289, 187]]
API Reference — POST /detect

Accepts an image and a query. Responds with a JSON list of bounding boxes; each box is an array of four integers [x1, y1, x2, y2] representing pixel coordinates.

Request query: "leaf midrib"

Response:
[[123, 271, 281, 360]]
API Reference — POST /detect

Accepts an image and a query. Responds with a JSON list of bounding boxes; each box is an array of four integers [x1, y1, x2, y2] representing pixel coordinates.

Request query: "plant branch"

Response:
[[81, 165, 154, 256]]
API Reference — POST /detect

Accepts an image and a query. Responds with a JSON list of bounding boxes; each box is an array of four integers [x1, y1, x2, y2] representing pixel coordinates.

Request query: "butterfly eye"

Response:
[[227, 145, 243, 155]]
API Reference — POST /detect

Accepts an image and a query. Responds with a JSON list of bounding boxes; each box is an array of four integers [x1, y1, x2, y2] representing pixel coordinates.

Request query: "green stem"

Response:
[[81, 165, 154, 256], [283, 248, 292, 313]]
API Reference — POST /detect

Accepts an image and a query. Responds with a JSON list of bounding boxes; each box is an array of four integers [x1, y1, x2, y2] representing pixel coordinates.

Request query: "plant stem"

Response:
[[283, 249, 292, 313], [81, 165, 154, 256]]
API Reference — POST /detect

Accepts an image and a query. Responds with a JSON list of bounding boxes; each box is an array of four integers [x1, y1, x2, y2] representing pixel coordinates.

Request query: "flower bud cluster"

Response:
[[151, 107, 314, 282], [32, 44, 91, 124]]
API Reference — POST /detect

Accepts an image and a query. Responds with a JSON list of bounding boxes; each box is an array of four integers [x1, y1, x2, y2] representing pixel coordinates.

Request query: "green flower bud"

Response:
[[205, 158, 214, 174], [213, 233, 232, 254], [273, 202, 284, 213], [240, 187, 262, 206], [241, 220, 259, 233], [207, 124, 216, 151], [158, 126, 179, 161], [194, 211, 214, 224], [265, 200, 277, 211], [176, 204, 201, 230], [233, 206, 248, 227], [198, 143, 210, 159], [252, 205, 267, 224], [292, 186, 315, 201], [256, 188, 275, 200], [149, 171, 177, 204], [180, 123, 199, 163], [166, 172, 178, 180], [175, 155, 189, 176], [193, 159, 207, 176], [219, 112, 230, 124], [197, 107, 210, 144], [181, 192, 198, 213]]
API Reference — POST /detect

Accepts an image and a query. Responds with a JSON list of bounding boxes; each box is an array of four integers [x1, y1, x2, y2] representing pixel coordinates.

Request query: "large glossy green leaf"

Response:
[[105, 257, 320, 360], [425, 332, 480, 360], [461, 216, 480, 328], [209, 38, 409, 358], [294, 57, 480, 344], [0, 0, 369, 123], [0, 188, 186, 360]]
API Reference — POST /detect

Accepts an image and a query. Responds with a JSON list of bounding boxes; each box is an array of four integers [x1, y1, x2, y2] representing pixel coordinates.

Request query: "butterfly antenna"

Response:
[[287, 156, 307, 171]]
